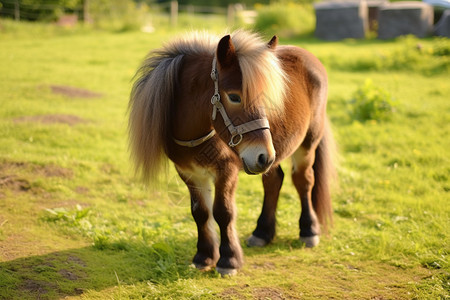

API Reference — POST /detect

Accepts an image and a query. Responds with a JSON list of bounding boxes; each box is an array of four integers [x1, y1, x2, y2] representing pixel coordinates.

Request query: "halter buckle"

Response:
[[211, 93, 220, 105], [229, 134, 243, 147], [211, 69, 218, 81]]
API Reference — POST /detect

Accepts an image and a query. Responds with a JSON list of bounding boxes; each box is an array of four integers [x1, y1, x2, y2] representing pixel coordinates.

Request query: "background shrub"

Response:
[[0, 0, 80, 21], [320, 36, 450, 75], [88, 0, 147, 32], [0, 0, 147, 31], [253, 2, 314, 38], [349, 79, 397, 122]]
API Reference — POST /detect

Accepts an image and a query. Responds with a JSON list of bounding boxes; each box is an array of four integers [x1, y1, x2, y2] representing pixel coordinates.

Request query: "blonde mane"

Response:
[[163, 30, 287, 115], [230, 30, 287, 116]]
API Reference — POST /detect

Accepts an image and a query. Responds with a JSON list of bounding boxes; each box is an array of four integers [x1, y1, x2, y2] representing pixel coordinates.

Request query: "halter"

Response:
[[173, 56, 270, 148]]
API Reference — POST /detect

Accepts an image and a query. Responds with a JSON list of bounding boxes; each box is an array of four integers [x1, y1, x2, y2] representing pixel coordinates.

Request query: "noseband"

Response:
[[173, 56, 270, 148]]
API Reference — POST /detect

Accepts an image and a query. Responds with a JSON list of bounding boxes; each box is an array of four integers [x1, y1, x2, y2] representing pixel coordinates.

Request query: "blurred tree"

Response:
[[0, 0, 82, 21], [0, 0, 276, 22], [88, 0, 147, 31], [149, 0, 270, 7]]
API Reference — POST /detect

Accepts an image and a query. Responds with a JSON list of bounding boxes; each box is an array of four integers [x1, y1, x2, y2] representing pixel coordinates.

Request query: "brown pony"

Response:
[[129, 30, 334, 276]]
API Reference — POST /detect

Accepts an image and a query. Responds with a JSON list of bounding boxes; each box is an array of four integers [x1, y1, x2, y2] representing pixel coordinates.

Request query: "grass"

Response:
[[0, 18, 449, 299]]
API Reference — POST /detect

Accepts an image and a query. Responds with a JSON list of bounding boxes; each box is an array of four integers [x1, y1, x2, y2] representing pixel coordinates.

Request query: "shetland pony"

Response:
[[129, 31, 334, 276]]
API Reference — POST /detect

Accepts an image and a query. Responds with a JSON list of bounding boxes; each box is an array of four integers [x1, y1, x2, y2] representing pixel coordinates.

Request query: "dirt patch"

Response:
[[59, 269, 78, 281], [20, 279, 56, 296], [0, 161, 26, 171], [75, 186, 90, 195], [67, 255, 87, 268], [0, 161, 73, 179], [73, 287, 84, 295], [14, 114, 87, 126], [0, 176, 31, 192], [220, 287, 245, 299], [251, 261, 276, 270], [35, 164, 73, 178], [50, 85, 102, 99], [252, 287, 287, 300], [0, 161, 73, 195], [100, 163, 120, 175]]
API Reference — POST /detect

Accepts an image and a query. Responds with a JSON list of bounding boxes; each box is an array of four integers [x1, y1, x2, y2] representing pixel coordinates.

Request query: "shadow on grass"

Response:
[[0, 240, 208, 299], [0, 233, 321, 299]]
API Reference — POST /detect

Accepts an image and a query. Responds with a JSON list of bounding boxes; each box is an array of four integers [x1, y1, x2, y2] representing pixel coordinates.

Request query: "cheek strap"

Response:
[[173, 55, 270, 148], [210, 56, 270, 147]]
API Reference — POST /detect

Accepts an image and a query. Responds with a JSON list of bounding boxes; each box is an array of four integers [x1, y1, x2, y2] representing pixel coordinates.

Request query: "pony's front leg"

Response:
[[177, 167, 219, 271], [213, 165, 243, 276]]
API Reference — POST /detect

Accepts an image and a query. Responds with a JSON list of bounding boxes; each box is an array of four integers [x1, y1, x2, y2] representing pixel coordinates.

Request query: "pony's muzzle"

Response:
[[257, 153, 274, 171], [242, 152, 274, 174], [240, 139, 275, 175]]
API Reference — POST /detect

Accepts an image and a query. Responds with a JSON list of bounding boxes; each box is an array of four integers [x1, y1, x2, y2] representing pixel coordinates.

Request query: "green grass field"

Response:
[[0, 19, 449, 299]]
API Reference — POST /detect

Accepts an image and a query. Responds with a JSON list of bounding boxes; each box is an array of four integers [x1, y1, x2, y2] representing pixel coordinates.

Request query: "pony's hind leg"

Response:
[[247, 165, 284, 247], [292, 146, 321, 248], [176, 167, 219, 271]]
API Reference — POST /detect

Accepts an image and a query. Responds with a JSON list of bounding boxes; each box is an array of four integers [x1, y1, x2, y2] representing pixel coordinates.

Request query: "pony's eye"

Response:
[[228, 94, 241, 104]]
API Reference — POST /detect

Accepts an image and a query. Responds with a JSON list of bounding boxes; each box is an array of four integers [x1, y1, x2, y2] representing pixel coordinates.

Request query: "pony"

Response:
[[128, 30, 335, 276]]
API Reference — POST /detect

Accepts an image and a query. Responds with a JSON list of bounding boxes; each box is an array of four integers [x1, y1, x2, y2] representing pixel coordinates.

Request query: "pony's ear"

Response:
[[268, 35, 278, 49], [217, 35, 237, 68]]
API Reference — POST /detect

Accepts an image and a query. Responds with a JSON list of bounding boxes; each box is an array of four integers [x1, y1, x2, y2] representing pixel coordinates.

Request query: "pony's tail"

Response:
[[128, 51, 183, 183], [312, 118, 336, 232]]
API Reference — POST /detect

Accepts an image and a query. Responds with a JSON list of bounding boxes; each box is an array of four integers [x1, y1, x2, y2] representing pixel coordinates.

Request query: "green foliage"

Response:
[[321, 36, 450, 75], [253, 2, 314, 37], [177, 0, 270, 6], [88, 0, 147, 32], [431, 37, 450, 56], [0, 0, 146, 31], [349, 79, 396, 122], [44, 205, 90, 224], [0, 0, 82, 21], [43, 205, 94, 240]]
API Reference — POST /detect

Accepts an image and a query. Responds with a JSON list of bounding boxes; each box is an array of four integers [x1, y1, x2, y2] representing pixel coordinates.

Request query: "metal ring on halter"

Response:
[[211, 93, 220, 104], [229, 134, 243, 147]]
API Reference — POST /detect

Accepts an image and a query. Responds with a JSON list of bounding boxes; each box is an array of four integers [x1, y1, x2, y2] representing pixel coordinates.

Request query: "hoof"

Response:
[[300, 235, 320, 248], [246, 235, 268, 247], [216, 267, 238, 277]]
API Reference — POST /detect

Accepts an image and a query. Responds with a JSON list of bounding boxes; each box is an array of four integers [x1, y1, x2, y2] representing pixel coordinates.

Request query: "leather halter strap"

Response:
[[210, 56, 270, 147], [173, 56, 270, 148], [173, 129, 216, 147]]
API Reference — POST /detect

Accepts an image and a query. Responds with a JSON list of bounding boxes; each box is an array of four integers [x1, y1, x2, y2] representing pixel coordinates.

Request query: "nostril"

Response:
[[257, 153, 267, 167]]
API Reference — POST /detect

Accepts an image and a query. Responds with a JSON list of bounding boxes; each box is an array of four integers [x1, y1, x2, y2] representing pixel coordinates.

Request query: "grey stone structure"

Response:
[[435, 9, 450, 37], [377, 2, 434, 39], [314, 0, 369, 41]]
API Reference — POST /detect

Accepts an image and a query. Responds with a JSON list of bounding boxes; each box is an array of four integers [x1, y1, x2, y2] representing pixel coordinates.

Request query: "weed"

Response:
[[92, 234, 110, 250], [44, 205, 90, 226], [348, 79, 396, 122]]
